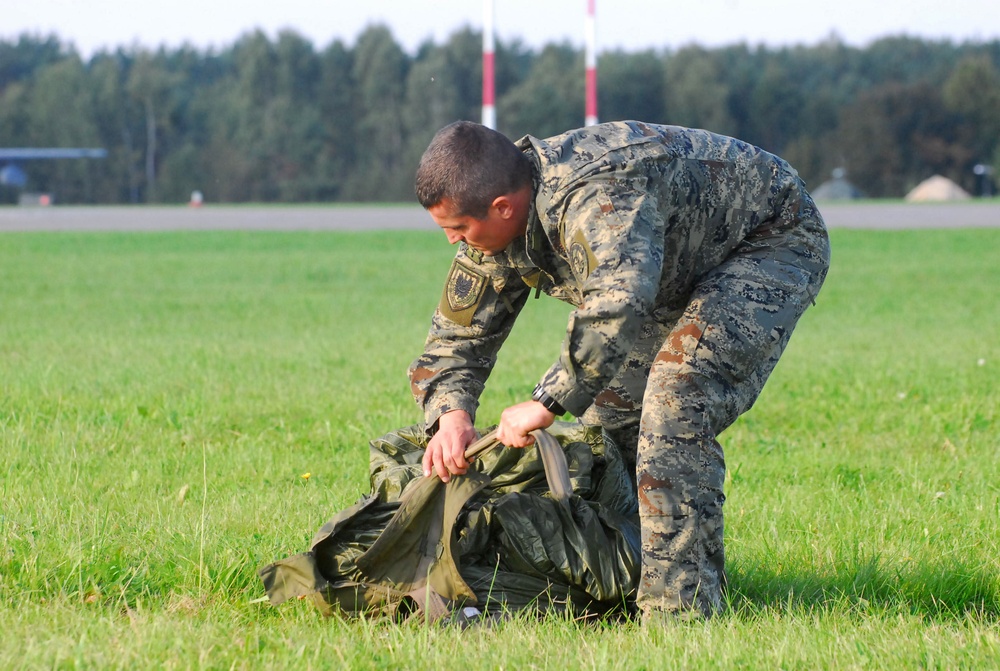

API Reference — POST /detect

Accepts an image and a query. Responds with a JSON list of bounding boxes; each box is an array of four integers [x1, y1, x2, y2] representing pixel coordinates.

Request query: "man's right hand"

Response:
[[422, 409, 477, 483]]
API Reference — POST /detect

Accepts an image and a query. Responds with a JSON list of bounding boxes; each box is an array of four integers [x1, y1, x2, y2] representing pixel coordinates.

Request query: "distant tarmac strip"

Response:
[[1, 202, 998, 232]]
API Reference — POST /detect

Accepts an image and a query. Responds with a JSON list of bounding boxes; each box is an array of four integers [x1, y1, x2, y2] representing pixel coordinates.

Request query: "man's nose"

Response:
[[445, 230, 463, 244]]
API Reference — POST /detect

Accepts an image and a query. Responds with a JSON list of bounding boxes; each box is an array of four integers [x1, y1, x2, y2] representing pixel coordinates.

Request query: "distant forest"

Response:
[[1, 28, 999, 204]]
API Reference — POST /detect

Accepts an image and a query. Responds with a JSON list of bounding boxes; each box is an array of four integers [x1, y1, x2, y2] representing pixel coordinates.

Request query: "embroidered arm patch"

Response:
[[440, 260, 487, 326]]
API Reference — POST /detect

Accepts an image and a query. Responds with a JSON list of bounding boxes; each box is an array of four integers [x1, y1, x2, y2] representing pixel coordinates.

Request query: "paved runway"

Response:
[[1, 201, 997, 232]]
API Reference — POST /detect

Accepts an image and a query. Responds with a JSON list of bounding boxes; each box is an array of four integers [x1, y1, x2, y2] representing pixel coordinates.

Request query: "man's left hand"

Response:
[[496, 400, 556, 448]]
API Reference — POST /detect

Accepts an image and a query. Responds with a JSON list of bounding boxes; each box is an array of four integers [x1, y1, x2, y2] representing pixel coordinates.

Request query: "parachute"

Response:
[[259, 421, 640, 623]]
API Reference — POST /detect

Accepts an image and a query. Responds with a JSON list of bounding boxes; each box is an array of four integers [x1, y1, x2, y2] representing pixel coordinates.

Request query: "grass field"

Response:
[[1, 226, 998, 669]]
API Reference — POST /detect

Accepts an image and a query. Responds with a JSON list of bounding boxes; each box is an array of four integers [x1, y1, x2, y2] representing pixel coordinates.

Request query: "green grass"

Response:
[[1, 227, 998, 669]]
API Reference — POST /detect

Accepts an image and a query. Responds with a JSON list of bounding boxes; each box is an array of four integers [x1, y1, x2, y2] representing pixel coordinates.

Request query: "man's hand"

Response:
[[423, 410, 477, 482], [496, 400, 556, 448]]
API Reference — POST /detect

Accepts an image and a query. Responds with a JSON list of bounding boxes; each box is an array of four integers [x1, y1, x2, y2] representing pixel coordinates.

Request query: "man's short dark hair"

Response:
[[415, 121, 533, 219]]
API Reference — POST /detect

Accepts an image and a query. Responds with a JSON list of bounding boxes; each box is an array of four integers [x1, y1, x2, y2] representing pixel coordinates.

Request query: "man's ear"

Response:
[[491, 194, 514, 219]]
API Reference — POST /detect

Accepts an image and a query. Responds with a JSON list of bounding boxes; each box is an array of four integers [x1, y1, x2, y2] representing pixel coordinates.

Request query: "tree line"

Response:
[[1, 28, 998, 204]]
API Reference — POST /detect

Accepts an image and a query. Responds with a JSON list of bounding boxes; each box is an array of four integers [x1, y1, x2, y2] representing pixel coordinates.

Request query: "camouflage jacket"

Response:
[[409, 121, 815, 427]]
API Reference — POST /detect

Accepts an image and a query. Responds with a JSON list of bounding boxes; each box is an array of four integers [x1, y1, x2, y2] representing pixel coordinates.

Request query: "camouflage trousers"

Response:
[[582, 192, 830, 619]]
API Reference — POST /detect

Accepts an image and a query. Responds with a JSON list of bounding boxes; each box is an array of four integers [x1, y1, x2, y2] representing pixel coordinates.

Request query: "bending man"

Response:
[[408, 120, 830, 620]]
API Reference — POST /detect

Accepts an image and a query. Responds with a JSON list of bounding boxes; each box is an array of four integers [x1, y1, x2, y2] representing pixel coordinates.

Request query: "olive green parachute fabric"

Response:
[[258, 421, 640, 622]]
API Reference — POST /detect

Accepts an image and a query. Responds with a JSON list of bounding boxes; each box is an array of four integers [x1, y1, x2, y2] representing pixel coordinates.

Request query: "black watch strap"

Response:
[[532, 384, 566, 416]]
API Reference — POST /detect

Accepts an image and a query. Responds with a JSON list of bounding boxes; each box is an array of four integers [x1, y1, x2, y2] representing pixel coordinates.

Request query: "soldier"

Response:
[[408, 120, 830, 620]]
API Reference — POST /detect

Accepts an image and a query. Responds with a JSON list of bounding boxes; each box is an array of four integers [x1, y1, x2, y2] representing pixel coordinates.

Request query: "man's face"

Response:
[[427, 198, 523, 257]]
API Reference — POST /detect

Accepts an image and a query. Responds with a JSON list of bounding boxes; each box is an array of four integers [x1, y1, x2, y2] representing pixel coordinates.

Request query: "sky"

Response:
[[3, 0, 999, 57]]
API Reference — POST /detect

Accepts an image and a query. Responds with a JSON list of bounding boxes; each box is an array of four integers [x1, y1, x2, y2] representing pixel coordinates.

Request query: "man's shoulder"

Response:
[[518, 121, 740, 178], [517, 122, 650, 195], [518, 121, 668, 159], [520, 122, 768, 164]]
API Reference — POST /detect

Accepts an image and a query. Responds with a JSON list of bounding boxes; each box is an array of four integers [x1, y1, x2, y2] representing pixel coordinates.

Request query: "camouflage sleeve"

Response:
[[408, 245, 532, 430], [538, 181, 667, 416]]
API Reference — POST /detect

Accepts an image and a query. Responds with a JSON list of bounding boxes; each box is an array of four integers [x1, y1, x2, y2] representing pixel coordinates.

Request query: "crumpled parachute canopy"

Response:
[[259, 421, 640, 623]]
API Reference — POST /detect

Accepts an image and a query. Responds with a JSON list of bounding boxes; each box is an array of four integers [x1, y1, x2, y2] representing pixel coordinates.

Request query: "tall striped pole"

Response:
[[584, 0, 598, 127], [482, 0, 497, 129]]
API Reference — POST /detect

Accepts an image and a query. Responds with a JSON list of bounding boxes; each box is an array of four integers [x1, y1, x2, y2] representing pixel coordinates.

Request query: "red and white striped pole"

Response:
[[482, 0, 497, 129], [584, 0, 598, 127]]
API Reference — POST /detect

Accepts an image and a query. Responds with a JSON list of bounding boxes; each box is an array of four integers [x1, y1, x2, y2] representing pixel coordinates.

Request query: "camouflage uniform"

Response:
[[409, 121, 830, 618]]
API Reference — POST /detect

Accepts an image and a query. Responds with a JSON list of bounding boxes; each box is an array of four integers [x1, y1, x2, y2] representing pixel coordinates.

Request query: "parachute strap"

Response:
[[463, 429, 502, 461], [463, 428, 572, 505], [532, 429, 573, 507]]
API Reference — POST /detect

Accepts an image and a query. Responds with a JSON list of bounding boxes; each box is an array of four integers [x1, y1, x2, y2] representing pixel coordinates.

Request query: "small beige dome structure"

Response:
[[905, 175, 971, 202]]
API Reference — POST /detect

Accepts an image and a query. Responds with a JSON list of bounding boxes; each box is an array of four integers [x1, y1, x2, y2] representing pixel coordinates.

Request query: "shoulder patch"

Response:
[[446, 261, 486, 311], [439, 260, 487, 326], [569, 228, 599, 279]]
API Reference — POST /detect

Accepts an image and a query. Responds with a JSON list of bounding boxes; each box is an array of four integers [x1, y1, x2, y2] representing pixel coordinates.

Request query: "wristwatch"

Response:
[[532, 384, 566, 416]]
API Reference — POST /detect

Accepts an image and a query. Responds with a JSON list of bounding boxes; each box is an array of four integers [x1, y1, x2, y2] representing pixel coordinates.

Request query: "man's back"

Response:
[[516, 120, 815, 309]]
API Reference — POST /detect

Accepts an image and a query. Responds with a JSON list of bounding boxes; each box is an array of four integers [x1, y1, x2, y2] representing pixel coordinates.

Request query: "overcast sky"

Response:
[[4, 0, 999, 56]]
